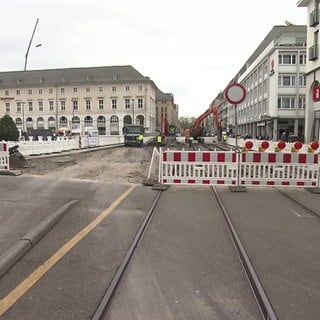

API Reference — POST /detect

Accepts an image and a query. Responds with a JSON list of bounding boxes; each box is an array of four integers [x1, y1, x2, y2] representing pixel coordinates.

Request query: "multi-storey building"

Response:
[[0, 65, 158, 136], [223, 25, 307, 141], [155, 89, 179, 132], [298, 0, 320, 142]]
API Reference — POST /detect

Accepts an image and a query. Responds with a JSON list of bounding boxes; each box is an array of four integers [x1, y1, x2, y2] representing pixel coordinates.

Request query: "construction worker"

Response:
[[222, 132, 227, 144], [157, 134, 162, 148], [188, 136, 194, 148], [137, 133, 144, 148]]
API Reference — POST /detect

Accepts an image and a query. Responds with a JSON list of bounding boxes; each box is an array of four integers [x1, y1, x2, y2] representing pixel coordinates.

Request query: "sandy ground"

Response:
[[18, 146, 154, 184]]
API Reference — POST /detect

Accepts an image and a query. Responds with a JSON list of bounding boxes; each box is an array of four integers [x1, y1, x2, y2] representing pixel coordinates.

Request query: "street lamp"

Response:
[[132, 99, 135, 124], [24, 18, 41, 71]]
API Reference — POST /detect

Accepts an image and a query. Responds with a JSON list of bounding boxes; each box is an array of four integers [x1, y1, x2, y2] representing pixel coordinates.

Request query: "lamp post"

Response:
[[132, 99, 135, 124], [24, 18, 41, 71], [21, 102, 26, 133]]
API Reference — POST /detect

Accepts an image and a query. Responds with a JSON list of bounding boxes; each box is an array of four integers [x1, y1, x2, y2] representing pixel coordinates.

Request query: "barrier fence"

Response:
[[0, 143, 9, 171], [159, 149, 320, 188]]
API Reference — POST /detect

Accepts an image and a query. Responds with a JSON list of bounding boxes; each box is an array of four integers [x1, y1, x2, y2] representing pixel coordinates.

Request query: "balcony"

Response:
[[310, 9, 320, 27], [309, 44, 319, 61]]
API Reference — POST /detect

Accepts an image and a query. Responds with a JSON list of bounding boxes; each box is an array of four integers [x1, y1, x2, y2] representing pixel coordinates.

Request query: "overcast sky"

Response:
[[0, 0, 307, 117]]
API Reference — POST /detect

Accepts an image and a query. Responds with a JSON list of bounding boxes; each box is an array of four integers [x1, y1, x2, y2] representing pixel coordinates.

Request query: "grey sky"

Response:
[[0, 0, 307, 117]]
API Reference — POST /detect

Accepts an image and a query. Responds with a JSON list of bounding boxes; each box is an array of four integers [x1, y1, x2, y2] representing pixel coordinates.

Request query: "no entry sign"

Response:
[[225, 83, 247, 104]]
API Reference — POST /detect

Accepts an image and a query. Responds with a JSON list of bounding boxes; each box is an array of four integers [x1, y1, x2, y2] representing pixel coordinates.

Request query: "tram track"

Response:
[[273, 187, 320, 219], [92, 191, 163, 320], [211, 186, 278, 320]]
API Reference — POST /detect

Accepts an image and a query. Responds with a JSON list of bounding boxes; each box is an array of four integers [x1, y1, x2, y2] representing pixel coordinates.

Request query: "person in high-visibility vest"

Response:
[[137, 134, 144, 148], [222, 132, 227, 144], [157, 134, 162, 148], [188, 136, 194, 148]]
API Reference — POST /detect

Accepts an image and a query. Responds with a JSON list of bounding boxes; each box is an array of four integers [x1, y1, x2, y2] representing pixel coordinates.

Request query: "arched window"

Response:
[[137, 115, 145, 127], [84, 116, 93, 126], [123, 115, 132, 125], [72, 116, 80, 124], [59, 116, 68, 127], [26, 117, 33, 128], [110, 115, 119, 135], [15, 118, 22, 126], [97, 115, 106, 125]]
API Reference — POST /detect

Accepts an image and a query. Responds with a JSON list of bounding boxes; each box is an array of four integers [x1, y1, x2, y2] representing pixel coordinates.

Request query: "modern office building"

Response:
[[222, 25, 307, 141], [0, 65, 160, 136], [298, 0, 320, 142]]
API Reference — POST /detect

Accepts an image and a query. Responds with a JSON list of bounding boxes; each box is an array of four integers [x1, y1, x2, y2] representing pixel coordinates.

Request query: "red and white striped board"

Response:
[[0, 143, 9, 171], [159, 150, 319, 188], [240, 152, 319, 187], [161, 151, 238, 186]]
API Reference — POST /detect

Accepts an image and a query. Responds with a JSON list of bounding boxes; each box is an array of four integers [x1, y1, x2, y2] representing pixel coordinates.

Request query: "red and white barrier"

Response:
[[240, 152, 319, 187], [159, 149, 319, 188], [0, 143, 9, 171], [161, 150, 238, 185]]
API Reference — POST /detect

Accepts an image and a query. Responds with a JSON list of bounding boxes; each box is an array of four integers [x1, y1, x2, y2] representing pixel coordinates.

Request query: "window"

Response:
[[16, 90, 20, 95], [86, 87, 90, 93], [98, 86, 104, 92], [84, 116, 93, 125], [5, 103, 10, 112], [38, 88, 43, 94], [299, 54, 306, 65], [138, 85, 142, 91], [278, 75, 296, 86], [73, 100, 78, 110], [28, 89, 32, 95], [73, 87, 78, 93], [28, 101, 33, 112], [49, 88, 53, 94], [298, 95, 306, 109], [125, 85, 130, 91], [5, 90, 9, 96], [138, 98, 143, 109], [112, 99, 117, 109], [125, 98, 131, 109], [60, 88, 65, 94], [86, 100, 91, 110], [61, 100, 66, 111], [278, 54, 296, 65], [277, 96, 295, 109], [49, 101, 54, 111], [17, 102, 22, 113], [38, 101, 43, 112], [98, 99, 104, 110], [299, 75, 306, 86], [112, 86, 117, 92]]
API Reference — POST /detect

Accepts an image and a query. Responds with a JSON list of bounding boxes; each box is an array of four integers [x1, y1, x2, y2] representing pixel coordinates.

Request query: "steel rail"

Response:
[[211, 186, 278, 320], [91, 190, 162, 320], [273, 187, 320, 218]]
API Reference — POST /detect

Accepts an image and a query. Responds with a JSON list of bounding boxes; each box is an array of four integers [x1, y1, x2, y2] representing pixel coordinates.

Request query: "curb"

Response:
[[0, 199, 77, 277]]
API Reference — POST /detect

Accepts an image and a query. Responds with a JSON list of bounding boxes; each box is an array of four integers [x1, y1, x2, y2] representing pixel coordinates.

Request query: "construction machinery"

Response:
[[184, 103, 222, 142]]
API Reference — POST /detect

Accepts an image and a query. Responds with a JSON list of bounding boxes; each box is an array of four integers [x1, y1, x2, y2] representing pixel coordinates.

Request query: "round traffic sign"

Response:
[[225, 83, 247, 104]]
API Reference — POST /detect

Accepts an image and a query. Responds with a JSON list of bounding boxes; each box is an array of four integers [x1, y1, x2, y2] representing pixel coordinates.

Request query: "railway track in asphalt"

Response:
[[273, 188, 320, 218], [92, 183, 278, 320], [92, 190, 163, 320], [212, 186, 278, 320]]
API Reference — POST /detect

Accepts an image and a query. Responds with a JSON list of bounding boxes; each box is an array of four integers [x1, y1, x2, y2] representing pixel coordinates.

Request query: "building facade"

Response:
[[155, 89, 179, 132], [222, 25, 307, 142], [298, 0, 320, 142], [0, 65, 158, 136]]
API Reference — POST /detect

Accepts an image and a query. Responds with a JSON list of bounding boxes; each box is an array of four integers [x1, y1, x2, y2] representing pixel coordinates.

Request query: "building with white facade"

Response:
[[298, 0, 320, 142], [221, 25, 307, 142], [0, 65, 158, 137]]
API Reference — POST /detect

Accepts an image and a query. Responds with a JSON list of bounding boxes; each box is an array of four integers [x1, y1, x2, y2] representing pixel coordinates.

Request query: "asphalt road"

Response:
[[1, 175, 319, 320]]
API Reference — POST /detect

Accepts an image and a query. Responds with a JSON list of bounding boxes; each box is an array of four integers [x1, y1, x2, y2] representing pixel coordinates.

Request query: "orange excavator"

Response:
[[184, 103, 222, 142]]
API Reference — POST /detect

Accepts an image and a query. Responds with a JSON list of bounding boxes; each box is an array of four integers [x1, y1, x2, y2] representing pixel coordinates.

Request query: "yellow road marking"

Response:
[[0, 185, 136, 316]]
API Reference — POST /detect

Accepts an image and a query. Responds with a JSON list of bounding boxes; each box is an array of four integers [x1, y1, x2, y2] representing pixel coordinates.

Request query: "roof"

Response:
[[235, 25, 307, 80], [155, 88, 174, 103], [0, 65, 152, 87]]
